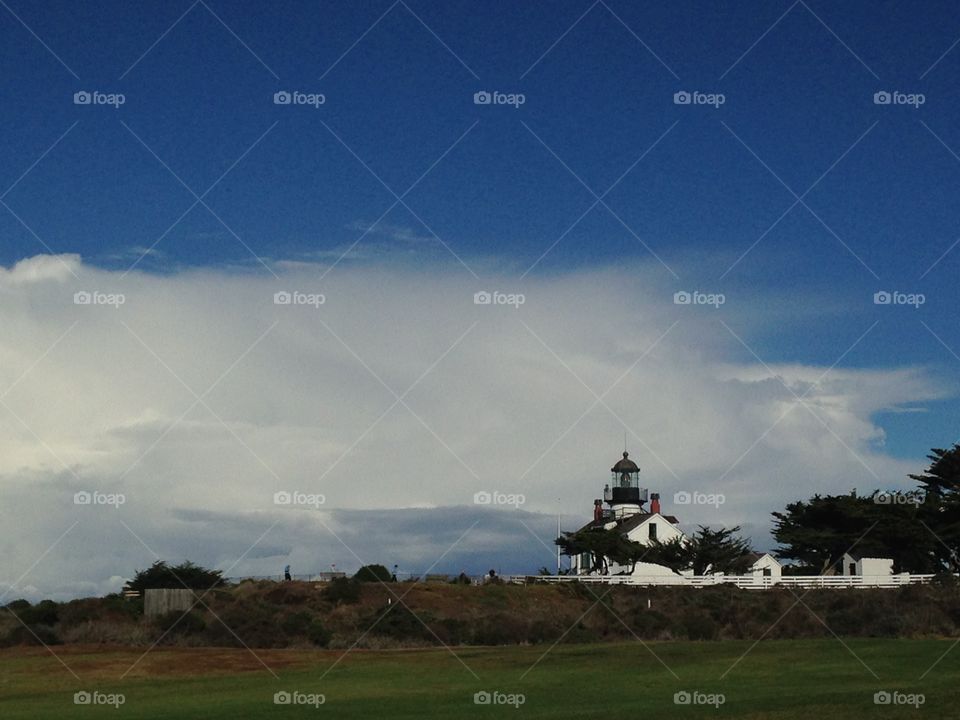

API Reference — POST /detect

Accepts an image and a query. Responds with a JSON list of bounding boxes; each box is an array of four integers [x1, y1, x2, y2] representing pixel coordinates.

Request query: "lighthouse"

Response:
[[569, 451, 685, 576]]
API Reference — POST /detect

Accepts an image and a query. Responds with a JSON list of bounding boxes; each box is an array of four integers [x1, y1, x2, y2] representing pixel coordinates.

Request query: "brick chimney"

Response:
[[593, 499, 603, 522], [650, 493, 661, 515]]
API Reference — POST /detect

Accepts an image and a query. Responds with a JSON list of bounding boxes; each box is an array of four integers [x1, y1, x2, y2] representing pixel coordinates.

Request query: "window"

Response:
[[648, 523, 657, 540], [762, 568, 771, 577], [848, 563, 856, 576]]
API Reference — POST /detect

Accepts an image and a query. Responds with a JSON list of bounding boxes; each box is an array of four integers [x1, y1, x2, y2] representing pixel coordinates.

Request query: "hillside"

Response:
[[4, 579, 960, 649]]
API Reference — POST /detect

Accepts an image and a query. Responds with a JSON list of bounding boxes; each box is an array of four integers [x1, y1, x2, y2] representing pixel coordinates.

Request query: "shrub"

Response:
[[371, 603, 434, 642], [354, 565, 393, 583], [307, 620, 332, 647], [280, 611, 312, 636], [631, 609, 671, 638], [677, 610, 718, 640], [10, 599, 60, 626], [203, 600, 281, 648], [321, 578, 361, 605], [1, 624, 61, 647], [155, 610, 206, 637]]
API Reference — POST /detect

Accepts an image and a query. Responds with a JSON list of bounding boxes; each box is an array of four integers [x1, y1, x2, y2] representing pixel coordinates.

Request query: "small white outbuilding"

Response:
[[841, 552, 894, 584], [748, 552, 782, 585]]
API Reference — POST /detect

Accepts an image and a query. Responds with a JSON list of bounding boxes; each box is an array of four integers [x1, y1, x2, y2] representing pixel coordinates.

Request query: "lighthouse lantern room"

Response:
[[605, 451, 648, 520]]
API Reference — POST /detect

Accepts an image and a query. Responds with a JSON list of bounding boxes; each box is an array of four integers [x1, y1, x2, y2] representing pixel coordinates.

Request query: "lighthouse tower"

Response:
[[603, 451, 649, 520]]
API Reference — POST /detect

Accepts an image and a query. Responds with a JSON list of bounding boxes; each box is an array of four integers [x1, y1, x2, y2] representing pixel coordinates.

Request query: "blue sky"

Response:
[[2, 2, 960, 590], [9, 1, 956, 453]]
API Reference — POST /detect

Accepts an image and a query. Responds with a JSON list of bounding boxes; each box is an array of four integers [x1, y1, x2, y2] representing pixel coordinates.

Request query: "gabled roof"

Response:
[[573, 512, 680, 535], [842, 551, 892, 562], [618, 512, 680, 534]]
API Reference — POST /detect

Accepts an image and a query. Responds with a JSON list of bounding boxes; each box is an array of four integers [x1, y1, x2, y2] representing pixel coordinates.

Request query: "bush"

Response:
[[370, 603, 434, 642], [1, 624, 61, 647], [631, 609, 671, 638], [155, 610, 206, 637], [203, 600, 281, 648], [322, 578, 361, 605], [280, 611, 312, 636], [677, 610, 718, 640], [354, 564, 393, 583], [307, 620, 332, 647], [9, 599, 60, 626]]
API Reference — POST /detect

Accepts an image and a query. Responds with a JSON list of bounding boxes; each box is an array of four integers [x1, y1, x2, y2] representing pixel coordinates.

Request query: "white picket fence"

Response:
[[503, 573, 939, 589]]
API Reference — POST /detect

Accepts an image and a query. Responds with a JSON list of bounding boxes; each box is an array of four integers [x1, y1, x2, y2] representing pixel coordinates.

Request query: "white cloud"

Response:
[[0, 254, 950, 599]]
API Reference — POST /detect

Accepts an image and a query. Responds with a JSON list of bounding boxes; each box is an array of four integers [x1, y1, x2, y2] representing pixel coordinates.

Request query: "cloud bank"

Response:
[[0, 254, 949, 600]]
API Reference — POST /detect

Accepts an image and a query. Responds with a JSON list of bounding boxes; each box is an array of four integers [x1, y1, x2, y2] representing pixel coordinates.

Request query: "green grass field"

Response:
[[0, 639, 955, 718]]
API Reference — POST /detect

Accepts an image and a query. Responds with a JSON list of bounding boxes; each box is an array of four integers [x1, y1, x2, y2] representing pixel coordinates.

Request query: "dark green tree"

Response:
[[643, 526, 753, 575], [772, 491, 938, 574], [555, 528, 646, 575], [911, 444, 960, 571], [127, 560, 225, 592]]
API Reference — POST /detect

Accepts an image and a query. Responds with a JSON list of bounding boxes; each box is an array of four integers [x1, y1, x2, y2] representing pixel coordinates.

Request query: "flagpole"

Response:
[[556, 499, 561, 575]]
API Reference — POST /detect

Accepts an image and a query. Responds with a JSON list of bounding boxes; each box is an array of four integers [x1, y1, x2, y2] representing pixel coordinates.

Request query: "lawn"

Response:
[[0, 639, 955, 718]]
